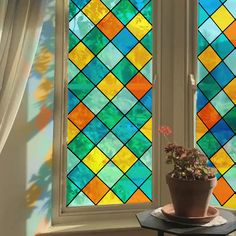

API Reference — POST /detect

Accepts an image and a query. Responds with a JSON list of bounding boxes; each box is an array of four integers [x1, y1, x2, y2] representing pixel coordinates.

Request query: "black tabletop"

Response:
[[136, 208, 236, 236]]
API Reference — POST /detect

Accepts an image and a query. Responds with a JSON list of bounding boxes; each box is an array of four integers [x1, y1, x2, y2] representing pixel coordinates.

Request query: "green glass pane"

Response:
[[101, 0, 120, 9], [97, 133, 123, 158], [140, 175, 152, 199], [66, 179, 80, 205], [112, 0, 138, 25], [69, 31, 80, 51], [69, 0, 79, 20], [97, 103, 123, 129], [141, 1, 152, 23], [112, 175, 137, 202], [140, 147, 152, 170], [141, 31, 152, 53], [70, 192, 94, 206], [224, 107, 236, 133], [211, 91, 234, 116], [68, 133, 94, 160], [126, 160, 151, 186], [127, 132, 151, 158], [198, 74, 221, 100], [98, 162, 123, 187], [197, 132, 221, 158], [83, 27, 109, 54], [126, 102, 151, 129], [68, 73, 94, 100], [112, 58, 138, 84], [67, 150, 80, 173], [198, 32, 208, 54]]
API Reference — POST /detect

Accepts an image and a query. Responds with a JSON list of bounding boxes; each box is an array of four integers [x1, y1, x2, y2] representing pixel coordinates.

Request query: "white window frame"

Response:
[[52, 0, 197, 227]]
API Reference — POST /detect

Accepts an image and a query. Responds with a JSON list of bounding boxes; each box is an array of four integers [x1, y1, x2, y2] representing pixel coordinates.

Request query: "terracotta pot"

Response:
[[166, 174, 217, 217]]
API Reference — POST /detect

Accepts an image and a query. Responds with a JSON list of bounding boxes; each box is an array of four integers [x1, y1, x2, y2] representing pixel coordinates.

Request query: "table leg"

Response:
[[157, 231, 164, 236]]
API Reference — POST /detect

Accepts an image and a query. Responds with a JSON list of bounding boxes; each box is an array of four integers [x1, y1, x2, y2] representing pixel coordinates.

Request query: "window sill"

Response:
[[36, 216, 141, 236]]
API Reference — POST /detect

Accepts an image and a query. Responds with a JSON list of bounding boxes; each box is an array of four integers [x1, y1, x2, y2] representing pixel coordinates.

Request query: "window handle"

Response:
[[153, 74, 158, 85], [189, 74, 197, 91]]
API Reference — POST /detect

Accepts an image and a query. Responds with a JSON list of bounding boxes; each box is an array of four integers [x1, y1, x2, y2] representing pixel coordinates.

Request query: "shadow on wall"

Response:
[[26, 152, 52, 221], [25, 1, 55, 235]]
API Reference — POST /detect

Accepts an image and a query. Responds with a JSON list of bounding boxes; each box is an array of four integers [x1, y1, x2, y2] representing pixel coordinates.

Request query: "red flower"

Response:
[[158, 125, 172, 136]]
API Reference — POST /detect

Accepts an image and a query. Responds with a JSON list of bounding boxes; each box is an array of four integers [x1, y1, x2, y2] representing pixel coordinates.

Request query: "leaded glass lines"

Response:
[[197, 0, 236, 208], [67, 0, 153, 207]]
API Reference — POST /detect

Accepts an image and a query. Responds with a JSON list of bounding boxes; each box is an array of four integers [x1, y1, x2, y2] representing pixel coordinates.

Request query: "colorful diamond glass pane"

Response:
[[67, 0, 153, 206], [197, 0, 236, 208]]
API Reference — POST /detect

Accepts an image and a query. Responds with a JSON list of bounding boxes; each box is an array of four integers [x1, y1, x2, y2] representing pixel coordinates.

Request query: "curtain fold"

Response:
[[0, 0, 8, 44], [0, 0, 46, 154]]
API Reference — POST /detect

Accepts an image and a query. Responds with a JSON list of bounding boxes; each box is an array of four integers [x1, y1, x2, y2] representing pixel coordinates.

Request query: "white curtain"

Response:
[[0, 0, 46, 154]]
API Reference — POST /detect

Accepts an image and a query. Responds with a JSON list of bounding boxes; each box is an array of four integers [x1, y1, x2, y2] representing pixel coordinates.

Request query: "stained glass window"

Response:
[[67, 0, 153, 207], [197, 0, 236, 208]]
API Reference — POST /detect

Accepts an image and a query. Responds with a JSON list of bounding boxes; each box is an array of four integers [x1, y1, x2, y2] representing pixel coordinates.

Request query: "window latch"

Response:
[[153, 74, 158, 85], [189, 74, 197, 91]]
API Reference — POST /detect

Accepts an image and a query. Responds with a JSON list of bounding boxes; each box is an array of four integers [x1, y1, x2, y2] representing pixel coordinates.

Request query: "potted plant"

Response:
[[159, 126, 217, 218]]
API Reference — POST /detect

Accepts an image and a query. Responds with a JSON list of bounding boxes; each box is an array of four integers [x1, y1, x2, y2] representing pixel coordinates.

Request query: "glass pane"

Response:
[[67, 0, 153, 207], [197, 0, 236, 208]]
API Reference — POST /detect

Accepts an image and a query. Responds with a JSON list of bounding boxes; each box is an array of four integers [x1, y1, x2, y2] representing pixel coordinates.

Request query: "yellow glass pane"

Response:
[[98, 190, 122, 205], [83, 148, 109, 174], [211, 6, 234, 31], [127, 43, 152, 70], [127, 13, 152, 40], [67, 120, 80, 144], [97, 73, 123, 99], [82, 0, 109, 24], [224, 78, 236, 104], [196, 116, 208, 141], [112, 147, 137, 172], [224, 194, 236, 208], [210, 149, 234, 175], [69, 42, 94, 70], [198, 46, 221, 72], [140, 118, 152, 141]]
